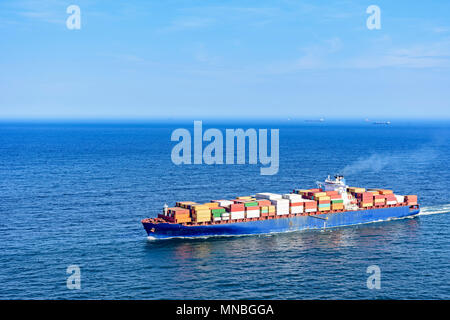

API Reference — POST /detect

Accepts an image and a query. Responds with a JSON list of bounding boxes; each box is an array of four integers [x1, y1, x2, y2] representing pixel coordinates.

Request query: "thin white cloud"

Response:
[[432, 27, 450, 34], [10, 0, 67, 24], [348, 39, 450, 69], [261, 38, 344, 73], [157, 17, 215, 33]]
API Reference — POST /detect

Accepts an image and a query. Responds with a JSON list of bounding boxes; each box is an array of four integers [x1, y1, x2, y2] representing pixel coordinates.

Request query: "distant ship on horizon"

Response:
[[373, 121, 391, 125]]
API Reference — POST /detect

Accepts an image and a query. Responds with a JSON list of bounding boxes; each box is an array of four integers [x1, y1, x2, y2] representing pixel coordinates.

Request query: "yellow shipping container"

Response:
[[318, 207, 330, 211], [348, 187, 365, 193], [194, 216, 211, 222], [379, 190, 393, 195], [316, 196, 331, 201], [193, 210, 211, 215], [268, 205, 276, 212], [177, 201, 198, 208], [237, 196, 252, 200], [203, 202, 219, 208], [313, 192, 327, 197], [332, 204, 344, 210], [361, 202, 372, 207], [193, 211, 211, 215], [192, 205, 209, 211], [374, 199, 385, 203]]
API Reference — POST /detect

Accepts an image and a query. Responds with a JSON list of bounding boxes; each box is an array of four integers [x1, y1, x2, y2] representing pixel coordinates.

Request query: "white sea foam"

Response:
[[418, 204, 450, 216]]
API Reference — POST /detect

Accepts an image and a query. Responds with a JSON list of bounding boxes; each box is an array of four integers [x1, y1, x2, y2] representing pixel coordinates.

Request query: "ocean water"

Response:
[[0, 120, 449, 300]]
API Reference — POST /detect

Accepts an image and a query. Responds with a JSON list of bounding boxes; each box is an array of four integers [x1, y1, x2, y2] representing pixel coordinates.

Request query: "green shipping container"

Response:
[[211, 208, 226, 214], [331, 199, 344, 204], [212, 212, 222, 217], [244, 202, 258, 207]]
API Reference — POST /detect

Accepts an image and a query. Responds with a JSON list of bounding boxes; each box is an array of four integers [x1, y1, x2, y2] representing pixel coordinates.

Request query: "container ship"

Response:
[[142, 175, 420, 239]]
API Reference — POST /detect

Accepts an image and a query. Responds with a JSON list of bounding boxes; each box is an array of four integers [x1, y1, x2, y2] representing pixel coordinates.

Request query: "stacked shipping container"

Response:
[[162, 185, 416, 224]]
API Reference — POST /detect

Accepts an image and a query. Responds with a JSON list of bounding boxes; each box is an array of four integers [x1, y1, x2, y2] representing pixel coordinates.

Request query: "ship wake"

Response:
[[418, 204, 450, 216]]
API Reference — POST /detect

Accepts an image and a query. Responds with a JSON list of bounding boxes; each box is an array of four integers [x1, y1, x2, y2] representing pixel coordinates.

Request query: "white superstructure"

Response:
[[317, 175, 358, 210]]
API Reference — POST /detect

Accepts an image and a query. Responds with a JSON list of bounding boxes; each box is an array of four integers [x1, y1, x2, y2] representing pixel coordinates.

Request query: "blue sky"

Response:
[[1, 0, 450, 119]]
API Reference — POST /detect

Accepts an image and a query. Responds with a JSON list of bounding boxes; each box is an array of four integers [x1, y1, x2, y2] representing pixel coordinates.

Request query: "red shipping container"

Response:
[[290, 202, 304, 207], [330, 195, 341, 200], [325, 191, 339, 196], [257, 200, 271, 206], [304, 202, 317, 209], [318, 200, 330, 204], [356, 192, 373, 198], [246, 206, 260, 211], [228, 203, 245, 212]]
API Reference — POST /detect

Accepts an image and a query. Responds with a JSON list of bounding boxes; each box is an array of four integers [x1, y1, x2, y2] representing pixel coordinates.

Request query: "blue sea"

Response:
[[0, 120, 449, 299]]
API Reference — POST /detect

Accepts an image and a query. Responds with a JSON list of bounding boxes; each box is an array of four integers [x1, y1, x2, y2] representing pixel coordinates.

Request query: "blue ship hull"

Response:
[[143, 206, 420, 239]]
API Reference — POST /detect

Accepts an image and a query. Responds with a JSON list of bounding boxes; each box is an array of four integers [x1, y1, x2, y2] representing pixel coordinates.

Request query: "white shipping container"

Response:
[[290, 206, 304, 214], [305, 208, 317, 213], [271, 199, 290, 206], [213, 217, 222, 221], [386, 201, 397, 205], [395, 195, 405, 203], [276, 210, 289, 215], [275, 207, 290, 213], [256, 193, 283, 200], [213, 200, 234, 207], [246, 211, 260, 218], [230, 211, 245, 219], [282, 193, 304, 200], [274, 202, 290, 206]]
